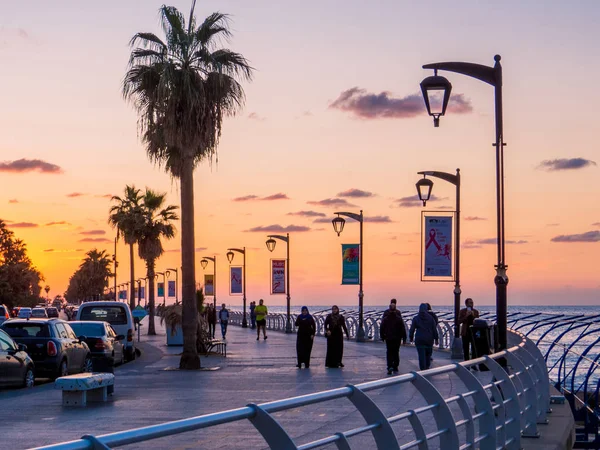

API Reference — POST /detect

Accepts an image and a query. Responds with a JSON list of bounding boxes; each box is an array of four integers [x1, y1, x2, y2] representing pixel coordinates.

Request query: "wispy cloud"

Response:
[[551, 231, 600, 243], [592, 222, 600, 227], [44, 248, 82, 253], [287, 210, 326, 218], [233, 193, 289, 202], [364, 215, 393, 223], [337, 188, 375, 198], [46, 221, 70, 226], [392, 252, 412, 256], [329, 88, 472, 119], [0, 158, 63, 174], [166, 247, 208, 253], [66, 192, 86, 198], [247, 112, 266, 121], [470, 238, 528, 245], [44, 249, 54, 252], [464, 216, 487, 221], [8, 199, 18, 204], [95, 194, 113, 199], [307, 198, 357, 208], [233, 195, 259, 202], [79, 230, 106, 236], [262, 193, 289, 201], [546, 223, 560, 227], [245, 224, 311, 233], [79, 237, 111, 243], [538, 158, 597, 171], [313, 217, 333, 224], [8, 222, 38, 228], [393, 194, 445, 208], [462, 243, 483, 249]]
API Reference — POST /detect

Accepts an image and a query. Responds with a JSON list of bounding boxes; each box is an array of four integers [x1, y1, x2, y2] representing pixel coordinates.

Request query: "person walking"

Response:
[[324, 305, 349, 368], [295, 306, 316, 368], [218, 303, 229, 340], [254, 299, 268, 340], [409, 303, 439, 370], [250, 301, 256, 329], [458, 298, 480, 361], [380, 299, 407, 375], [207, 304, 217, 339]]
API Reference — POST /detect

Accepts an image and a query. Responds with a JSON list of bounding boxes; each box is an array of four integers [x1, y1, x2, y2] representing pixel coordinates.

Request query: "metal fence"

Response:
[[34, 328, 549, 450]]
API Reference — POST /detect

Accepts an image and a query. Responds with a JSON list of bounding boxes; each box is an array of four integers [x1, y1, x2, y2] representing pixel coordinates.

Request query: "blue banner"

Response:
[[140, 287, 145, 299], [341, 244, 360, 285], [157, 282, 164, 298], [423, 215, 453, 278], [230, 266, 243, 295], [168, 280, 176, 297]]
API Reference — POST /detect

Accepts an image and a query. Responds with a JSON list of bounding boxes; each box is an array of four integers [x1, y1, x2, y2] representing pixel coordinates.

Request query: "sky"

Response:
[[1, 1, 599, 307]]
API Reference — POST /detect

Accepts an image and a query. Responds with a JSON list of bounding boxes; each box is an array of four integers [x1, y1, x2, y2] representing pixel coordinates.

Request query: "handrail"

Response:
[[33, 329, 549, 450]]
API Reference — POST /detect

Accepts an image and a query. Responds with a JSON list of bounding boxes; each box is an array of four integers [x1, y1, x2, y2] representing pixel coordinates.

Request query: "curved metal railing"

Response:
[[33, 329, 549, 450]]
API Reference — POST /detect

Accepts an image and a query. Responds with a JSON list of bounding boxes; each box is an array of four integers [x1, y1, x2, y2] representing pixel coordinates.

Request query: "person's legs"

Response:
[[223, 321, 228, 338], [385, 341, 393, 372], [392, 339, 400, 371], [262, 321, 267, 339], [425, 346, 433, 369], [416, 346, 427, 370], [463, 335, 471, 361], [220, 322, 227, 339]]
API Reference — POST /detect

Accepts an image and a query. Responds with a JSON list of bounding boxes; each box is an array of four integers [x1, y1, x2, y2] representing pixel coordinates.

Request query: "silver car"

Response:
[[30, 308, 48, 319]]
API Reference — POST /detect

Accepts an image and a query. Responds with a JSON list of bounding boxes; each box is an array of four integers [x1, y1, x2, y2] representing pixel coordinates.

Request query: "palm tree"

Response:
[[109, 185, 143, 310], [137, 189, 178, 335], [123, 4, 252, 369], [80, 249, 113, 300]]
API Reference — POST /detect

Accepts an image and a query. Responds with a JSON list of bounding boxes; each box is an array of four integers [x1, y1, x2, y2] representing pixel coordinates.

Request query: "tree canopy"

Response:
[[65, 249, 113, 303]]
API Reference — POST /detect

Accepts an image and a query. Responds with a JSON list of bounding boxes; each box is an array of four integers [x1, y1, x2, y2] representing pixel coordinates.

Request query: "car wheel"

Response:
[[23, 367, 35, 388], [55, 359, 68, 379], [81, 355, 93, 373]]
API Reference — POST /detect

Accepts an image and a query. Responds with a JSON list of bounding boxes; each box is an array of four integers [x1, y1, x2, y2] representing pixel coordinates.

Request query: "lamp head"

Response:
[[420, 70, 452, 127], [226, 251, 234, 263], [332, 215, 346, 237], [265, 238, 276, 252], [416, 176, 434, 206], [200, 258, 208, 269]]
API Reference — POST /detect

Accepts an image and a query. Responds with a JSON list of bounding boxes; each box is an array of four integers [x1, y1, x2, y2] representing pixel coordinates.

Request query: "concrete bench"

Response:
[[205, 339, 226, 357], [55, 373, 115, 406]]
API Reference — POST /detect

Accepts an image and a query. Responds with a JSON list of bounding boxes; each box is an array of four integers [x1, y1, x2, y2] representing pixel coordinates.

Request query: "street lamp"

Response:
[[155, 272, 167, 306], [331, 210, 365, 342], [265, 234, 292, 333], [420, 54, 508, 352], [200, 256, 217, 308], [166, 268, 179, 304], [136, 278, 144, 306], [416, 169, 463, 359], [226, 247, 247, 328]]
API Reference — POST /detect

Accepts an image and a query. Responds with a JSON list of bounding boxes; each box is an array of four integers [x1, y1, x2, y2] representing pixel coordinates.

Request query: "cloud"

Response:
[[392, 252, 412, 256], [248, 112, 266, 121], [592, 222, 600, 227], [232, 193, 289, 202], [8, 222, 38, 228], [165, 247, 208, 253], [313, 217, 333, 224], [79, 230, 106, 236], [0, 158, 63, 174], [462, 242, 483, 249], [287, 211, 326, 218], [46, 221, 70, 226], [464, 216, 487, 221], [472, 238, 528, 245], [66, 192, 86, 198], [8, 199, 18, 204], [393, 194, 445, 208], [44, 249, 54, 252], [551, 231, 600, 243], [337, 188, 375, 198], [328, 87, 472, 119], [538, 158, 596, 171], [233, 195, 259, 202], [95, 194, 113, 199], [364, 215, 393, 223], [79, 238, 111, 243], [245, 224, 311, 233], [262, 193, 289, 201], [546, 223, 560, 227], [44, 248, 86, 253], [307, 198, 357, 208]]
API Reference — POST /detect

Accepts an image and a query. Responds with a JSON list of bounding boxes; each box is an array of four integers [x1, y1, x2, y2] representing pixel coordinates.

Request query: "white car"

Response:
[[76, 302, 136, 361], [17, 307, 32, 319], [30, 308, 48, 318]]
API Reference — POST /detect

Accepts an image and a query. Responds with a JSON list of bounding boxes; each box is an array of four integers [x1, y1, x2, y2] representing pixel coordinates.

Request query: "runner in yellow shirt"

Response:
[[254, 299, 268, 341]]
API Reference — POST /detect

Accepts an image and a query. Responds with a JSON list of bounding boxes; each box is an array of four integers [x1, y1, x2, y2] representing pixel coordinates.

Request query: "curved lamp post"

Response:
[[166, 268, 179, 304], [155, 272, 167, 307], [227, 247, 247, 328], [420, 54, 508, 351], [332, 210, 365, 342], [136, 278, 147, 307], [416, 169, 462, 359], [200, 256, 217, 308], [265, 234, 292, 333]]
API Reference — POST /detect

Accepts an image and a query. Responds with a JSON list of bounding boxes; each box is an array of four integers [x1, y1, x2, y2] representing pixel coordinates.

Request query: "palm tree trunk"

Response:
[[147, 259, 156, 335], [179, 155, 200, 369], [129, 244, 136, 311]]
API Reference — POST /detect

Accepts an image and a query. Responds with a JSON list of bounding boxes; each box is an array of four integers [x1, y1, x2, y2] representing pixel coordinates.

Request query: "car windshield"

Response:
[[2, 323, 50, 338], [69, 323, 105, 337], [0, 307, 6, 315], [80, 306, 127, 325]]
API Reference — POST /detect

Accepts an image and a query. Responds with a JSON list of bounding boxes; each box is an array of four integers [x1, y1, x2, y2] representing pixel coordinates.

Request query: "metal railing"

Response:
[[33, 329, 550, 450]]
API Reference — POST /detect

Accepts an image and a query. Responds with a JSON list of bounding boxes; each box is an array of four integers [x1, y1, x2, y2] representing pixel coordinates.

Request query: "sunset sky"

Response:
[[1, 1, 599, 307]]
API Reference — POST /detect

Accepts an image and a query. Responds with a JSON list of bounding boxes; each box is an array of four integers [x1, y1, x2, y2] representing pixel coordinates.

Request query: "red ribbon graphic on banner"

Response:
[[426, 229, 441, 251]]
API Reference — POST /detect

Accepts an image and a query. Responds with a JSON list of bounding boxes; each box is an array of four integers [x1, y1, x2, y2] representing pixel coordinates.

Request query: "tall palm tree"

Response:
[[109, 185, 143, 310], [137, 189, 178, 335], [124, 4, 252, 369], [80, 249, 113, 300]]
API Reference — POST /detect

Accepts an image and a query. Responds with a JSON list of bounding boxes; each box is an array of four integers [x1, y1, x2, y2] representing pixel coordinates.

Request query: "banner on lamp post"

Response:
[[140, 287, 145, 300], [421, 212, 454, 281], [341, 244, 360, 285], [168, 281, 176, 297], [230, 266, 243, 295], [157, 282, 164, 298], [271, 259, 286, 295], [119, 290, 126, 300], [204, 274, 215, 296]]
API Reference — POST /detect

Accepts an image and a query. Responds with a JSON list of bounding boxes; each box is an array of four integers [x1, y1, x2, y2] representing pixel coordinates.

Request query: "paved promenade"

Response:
[[1, 317, 572, 450]]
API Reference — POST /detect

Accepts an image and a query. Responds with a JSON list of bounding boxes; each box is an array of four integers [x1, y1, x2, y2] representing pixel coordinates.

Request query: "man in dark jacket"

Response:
[[409, 303, 439, 370], [458, 298, 480, 361], [380, 299, 407, 375]]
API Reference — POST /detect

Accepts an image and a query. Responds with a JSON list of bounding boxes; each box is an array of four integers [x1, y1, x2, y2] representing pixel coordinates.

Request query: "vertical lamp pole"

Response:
[[166, 268, 179, 304], [155, 272, 167, 307], [420, 55, 507, 351], [136, 279, 143, 306], [227, 248, 247, 328], [416, 169, 462, 359], [200, 256, 217, 309], [266, 234, 292, 333], [113, 235, 118, 300], [332, 210, 365, 342]]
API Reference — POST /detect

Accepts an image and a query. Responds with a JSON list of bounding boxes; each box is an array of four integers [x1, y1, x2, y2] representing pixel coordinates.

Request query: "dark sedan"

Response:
[[69, 321, 125, 368], [0, 319, 92, 379], [0, 328, 35, 388]]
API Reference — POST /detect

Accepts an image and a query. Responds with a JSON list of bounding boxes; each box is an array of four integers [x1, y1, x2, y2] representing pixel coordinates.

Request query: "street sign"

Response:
[[132, 305, 148, 320]]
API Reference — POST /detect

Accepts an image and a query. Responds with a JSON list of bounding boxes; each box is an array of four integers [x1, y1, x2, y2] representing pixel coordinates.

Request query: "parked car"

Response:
[[17, 308, 32, 319], [0, 305, 9, 325], [69, 321, 125, 367], [31, 308, 48, 319], [76, 302, 136, 361], [11, 307, 20, 318], [0, 319, 92, 379], [46, 307, 59, 318], [0, 328, 35, 388]]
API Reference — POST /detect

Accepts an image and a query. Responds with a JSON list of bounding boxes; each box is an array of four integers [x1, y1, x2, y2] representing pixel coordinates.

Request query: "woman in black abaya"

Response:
[[324, 305, 349, 368], [295, 306, 316, 368]]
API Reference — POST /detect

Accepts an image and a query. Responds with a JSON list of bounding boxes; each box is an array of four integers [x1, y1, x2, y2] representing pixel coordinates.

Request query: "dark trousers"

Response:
[[208, 322, 216, 338], [416, 345, 433, 370], [463, 334, 475, 361], [251, 315, 256, 329], [220, 321, 228, 338], [385, 339, 401, 370]]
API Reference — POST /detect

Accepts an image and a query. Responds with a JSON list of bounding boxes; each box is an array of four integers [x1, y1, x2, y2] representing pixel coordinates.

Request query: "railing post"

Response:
[[519, 338, 551, 422], [333, 432, 352, 450], [505, 350, 540, 438], [246, 403, 297, 449]]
